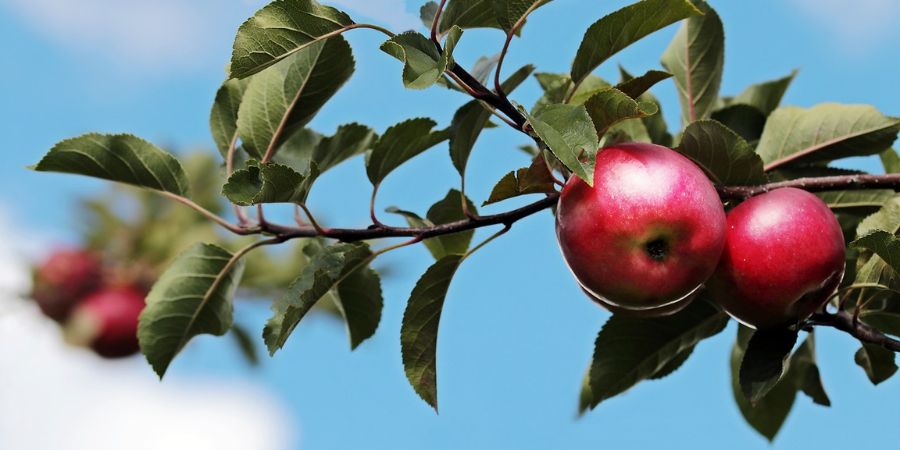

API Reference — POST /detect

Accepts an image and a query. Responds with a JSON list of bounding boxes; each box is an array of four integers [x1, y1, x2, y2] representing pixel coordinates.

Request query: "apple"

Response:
[[31, 248, 103, 322], [556, 142, 726, 310], [580, 287, 694, 318], [65, 286, 146, 358], [706, 187, 845, 329]]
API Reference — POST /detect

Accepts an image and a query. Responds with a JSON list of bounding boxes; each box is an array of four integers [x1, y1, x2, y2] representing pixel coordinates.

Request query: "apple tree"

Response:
[[30, 0, 900, 440]]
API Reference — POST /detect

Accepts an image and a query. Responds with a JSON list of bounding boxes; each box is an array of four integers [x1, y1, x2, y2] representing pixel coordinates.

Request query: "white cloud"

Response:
[[0, 0, 235, 73], [790, 0, 900, 52], [0, 213, 296, 450]]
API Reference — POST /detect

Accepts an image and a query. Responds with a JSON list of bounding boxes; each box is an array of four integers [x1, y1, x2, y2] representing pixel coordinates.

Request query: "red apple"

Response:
[[556, 142, 726, 310], [581, 287, 694, 318], [706, 187, 845, 329], [32, 248, 103, 322], [65, 286, 146, 358]]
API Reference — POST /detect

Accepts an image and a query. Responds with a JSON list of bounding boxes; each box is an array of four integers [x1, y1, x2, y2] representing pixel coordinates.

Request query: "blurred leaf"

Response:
[[223, 161, 316, 205], [730, 326, 797, 442], [401, 255, 464, 410], [367, 118, 450, 185], [584, 298, 727, 409], [484, 156, 556, 205], [264, 243, 372, 355], [138, 243, 245, 378], [450, 64, 535, 175], [855, 342, 898, 385], [381, 28, 462, 90], [614, 70, 672, 99], [880, 148, 900, 173], [661, 1, 724, 124], [583, 88, 658, 138], [522, 104, 598, 185], [639, 93, 673, 146], [33, 134, 190, 197], [470, 55, 502, 83], [601, 118, 652, 146], [494, 0, 553, 32], [676, 120, 766, 185], [229, 0, 355, 78], [711, 104, 767, 143], [571, 0, 700, 87], [731, 70, 797, 115], [210, 78, 251, 157], [237, 37, 354, 159], [757, 104, 900, 170], [231, 323, 260, 366], [816, 190, 894, 212], [739, 327, 798, 404]]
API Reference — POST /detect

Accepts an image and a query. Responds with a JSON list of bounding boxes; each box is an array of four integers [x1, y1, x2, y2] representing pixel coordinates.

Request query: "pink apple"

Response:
[[556, 142, 726, 310], [66, 286, 146, 358], [707, 187, 845, 329], [32, 248, 103, 322]]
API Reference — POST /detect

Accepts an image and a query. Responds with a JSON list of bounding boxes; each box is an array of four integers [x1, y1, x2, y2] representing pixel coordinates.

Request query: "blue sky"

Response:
[[1, 0, 900, 449]]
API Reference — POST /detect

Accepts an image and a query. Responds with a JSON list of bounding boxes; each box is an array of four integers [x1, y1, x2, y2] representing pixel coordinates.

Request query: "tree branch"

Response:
[[808, 311, 900, 352], [717, 174, 900, 200]]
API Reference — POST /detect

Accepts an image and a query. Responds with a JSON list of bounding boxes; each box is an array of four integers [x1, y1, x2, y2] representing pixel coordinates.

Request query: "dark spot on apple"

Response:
[[645, 238, 669, 261]]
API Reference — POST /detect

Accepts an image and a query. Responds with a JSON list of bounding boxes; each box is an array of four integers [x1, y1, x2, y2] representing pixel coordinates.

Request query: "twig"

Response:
[[717, 174, 900, 200], [808, 311, 900, 352]]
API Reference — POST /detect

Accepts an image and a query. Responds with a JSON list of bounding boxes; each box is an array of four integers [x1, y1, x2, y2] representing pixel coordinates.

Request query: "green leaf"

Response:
[[138, 243, 245, 378], [675, 120, 767, 185], [816, 190, 895, 212], [661, 1, 724, 124], [790, 334, 831, 407], [638, 92, 673, 146], [278, 239, 384, 352], [855, 342, 898, 385], [857, 195, 900, 235], [649, 346, 695, 380], [33, 133, 189, 196], [571, 0, 701, 86], [852, 230, 900, 274], [388, 190, 478, 260], [432, 0, 502, 35], [521, 105, 598, 185], [264, 242, 372, 355], [730, 326, 797, 442], [366, 118, 450, 185], [493, 0, 553, 32], [532, 73, 610, 114], [710, 104, 767, 143], [277, 123, 377, 174], [229, 0, 355, 79], [584, 298, 727, 409], [583, 87, 659, 138], [223, 161, 316, 205], [614, 70, 673, 99], [601, 118, 652, 146], [483, 155, 556, 206], [210, 78, 251, 157], [237, 36, 354, 159], [757, 104, 900, 170], [880, 148, 900, 173], [731, 70, 797, 115], [739, 327, 798, 404], [231, 323, 260, 366], [380, 28, 462, 90], [449, 64, 535, 175], [401, 255, 464, 410]]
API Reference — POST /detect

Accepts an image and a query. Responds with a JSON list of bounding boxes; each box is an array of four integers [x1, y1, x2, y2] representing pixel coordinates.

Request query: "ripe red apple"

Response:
[[31, 248, 103, 322], [581, 287, 694, 318], [556, 142, 726, 310], [65, 286, 146, 358], [707, 187, 845, 329]]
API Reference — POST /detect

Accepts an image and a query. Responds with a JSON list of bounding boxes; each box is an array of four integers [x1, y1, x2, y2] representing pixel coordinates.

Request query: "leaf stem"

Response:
[[159, 191, 259, 235], [430, 0, 448, 46]]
